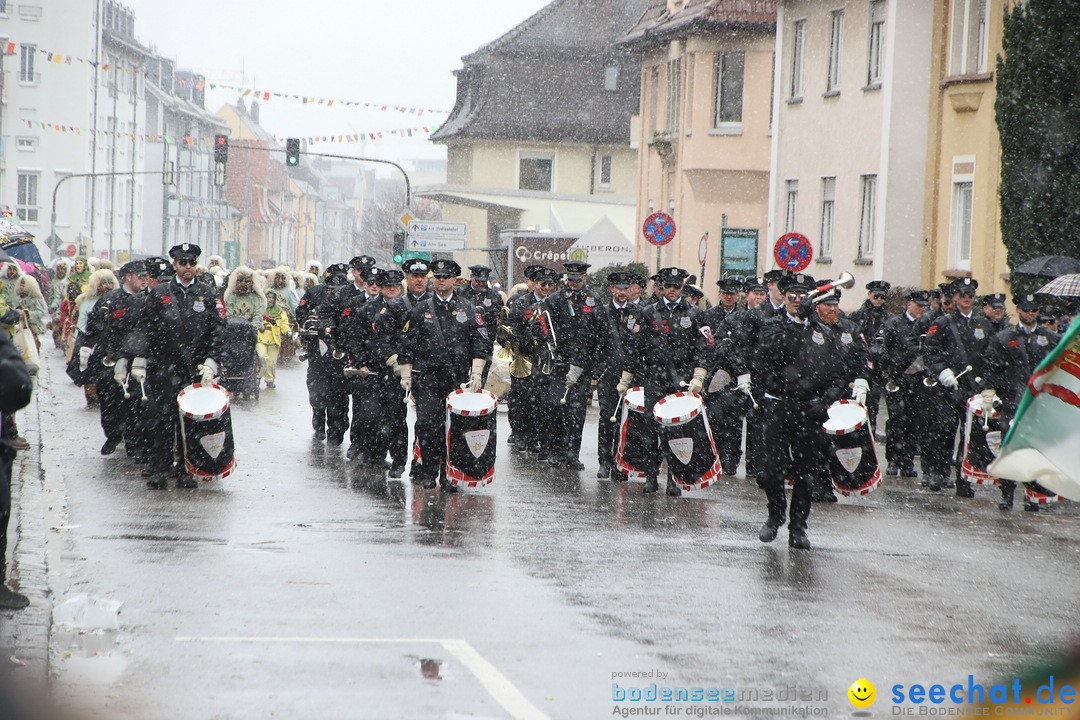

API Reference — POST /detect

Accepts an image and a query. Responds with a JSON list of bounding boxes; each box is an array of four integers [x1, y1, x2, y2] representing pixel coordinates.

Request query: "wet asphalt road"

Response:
[[32, 348, 1080, 719]]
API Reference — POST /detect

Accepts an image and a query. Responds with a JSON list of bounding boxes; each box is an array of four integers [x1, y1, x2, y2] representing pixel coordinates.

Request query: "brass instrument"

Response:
[[805, 271, 856, 304], [494, 305, 533, 378], [539, 308, 557, 376]]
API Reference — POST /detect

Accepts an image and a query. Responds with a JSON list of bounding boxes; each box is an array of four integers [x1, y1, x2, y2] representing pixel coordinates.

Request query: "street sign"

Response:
[[64, 243, 77, 258], [402, 249, 430, 261], [698, 233, 708, 266], [409, 221, 466, 237], [407, 236, 466, 251], [643, 212, 676, 246], [399, 211, 414, 229], [773, 232, 813, 272]]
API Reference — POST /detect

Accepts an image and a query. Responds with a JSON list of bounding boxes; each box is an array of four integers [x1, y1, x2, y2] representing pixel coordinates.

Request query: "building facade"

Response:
[[771, 0, 932, 302], [622, 0, 777, 289]]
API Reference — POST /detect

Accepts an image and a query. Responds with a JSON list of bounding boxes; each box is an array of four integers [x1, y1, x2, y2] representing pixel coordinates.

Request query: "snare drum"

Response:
[[652, 392, 722, 491], [445, 389, 497, 488], [1025, 481, 1061, 506], [822, 400, 881, 496], [961, 394, 1002, 485], [177, 383, 236, 482], [615, 387, 649, 480]]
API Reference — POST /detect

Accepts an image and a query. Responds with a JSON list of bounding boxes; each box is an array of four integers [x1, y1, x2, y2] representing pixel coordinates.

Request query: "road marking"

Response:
[[174, 636, 551, 720]]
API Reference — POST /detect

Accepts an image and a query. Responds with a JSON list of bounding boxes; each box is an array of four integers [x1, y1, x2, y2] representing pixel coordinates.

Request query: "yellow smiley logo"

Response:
[[848, 678, 876, 708]]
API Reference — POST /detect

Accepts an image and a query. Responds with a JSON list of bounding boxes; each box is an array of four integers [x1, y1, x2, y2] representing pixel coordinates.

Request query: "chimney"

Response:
[[250, 101, 260, 124]]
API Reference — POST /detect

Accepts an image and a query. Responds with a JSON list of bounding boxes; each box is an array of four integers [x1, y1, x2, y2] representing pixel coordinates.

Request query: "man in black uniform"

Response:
[[619, 267, 715, 496], [504, 266, 554, 454], [538, 261, 617, 469], [91, 260, 149, 457], [756, 273, 849, 549], [982, 293, 1060, 510], [460, 264, 504, 331], [922, 277, 994, 495], [877, 290, 932, 479], [981, 293, 1010, 334], [701, 274, 750, 476], [133, 243, 225, 489], [402, 258, 433, 307], [333, 267, 386, 465], [398, 259, 492, 491], [595, 271, 650, 479], [370, 269, 409, 477], [849, 280, 892, 432], [297, 263, 350, 444]]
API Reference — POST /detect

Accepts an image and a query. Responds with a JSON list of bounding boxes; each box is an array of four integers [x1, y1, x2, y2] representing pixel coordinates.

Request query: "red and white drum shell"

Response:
[[177, 383, 236, 481], [961, 394, 1003, 485], [821, 400, 881, 497], [445, 389, 497, 488], [651, 392, 722, 491], [1025, 481, 1061, 506], [615, 387, 650, 480]]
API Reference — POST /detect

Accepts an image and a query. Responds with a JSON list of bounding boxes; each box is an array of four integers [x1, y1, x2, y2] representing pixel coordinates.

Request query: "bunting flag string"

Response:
[[5, 41, 450, 116], [21, 118, 441, 145]]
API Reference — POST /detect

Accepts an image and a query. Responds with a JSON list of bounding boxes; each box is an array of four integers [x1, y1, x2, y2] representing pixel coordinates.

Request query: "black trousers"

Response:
[[97, 369, 129, 445], [705, 393, 746, 474], [549, 368, 591, 460], [920, 387, 965, 478], [639, 379, 679, 481], [307, 359, 348, 442], [508, 374, 534, 443], [744, 406, 765, 476], [145, 367, 190, 474], [760, 397, 817, 531], [0, 444, 12, 583], [884, 376, 923, 469], [530, 372, 562, 454], [596, 369, 620, 466], [374, 375, 408, 466], [413, 367, 466, 482], [347, 375, 384, 459]]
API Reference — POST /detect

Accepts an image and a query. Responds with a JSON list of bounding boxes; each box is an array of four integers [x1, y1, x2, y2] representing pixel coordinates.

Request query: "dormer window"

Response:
[[667, 0, 685, 14]]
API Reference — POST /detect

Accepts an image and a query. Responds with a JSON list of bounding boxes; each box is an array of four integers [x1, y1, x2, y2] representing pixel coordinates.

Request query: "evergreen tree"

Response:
[[996, 2, 1080, 285]]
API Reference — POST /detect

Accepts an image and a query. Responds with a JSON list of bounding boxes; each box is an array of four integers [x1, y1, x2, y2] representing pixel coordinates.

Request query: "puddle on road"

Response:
[[53, 629, 129, 686]]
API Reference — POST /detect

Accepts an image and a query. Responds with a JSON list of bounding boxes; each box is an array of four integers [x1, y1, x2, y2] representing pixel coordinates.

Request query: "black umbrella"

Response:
[[1013, 255, 1080, 278]]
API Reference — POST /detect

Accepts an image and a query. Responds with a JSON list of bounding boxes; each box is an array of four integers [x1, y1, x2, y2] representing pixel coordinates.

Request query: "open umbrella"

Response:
[[1013, 255, 1080, 279], [0, 216, 33, 243], [1036, 273, 1080, 299]]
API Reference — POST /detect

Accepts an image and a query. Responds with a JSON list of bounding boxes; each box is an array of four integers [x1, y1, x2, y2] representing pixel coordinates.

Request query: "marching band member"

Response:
[[877, 290, 932, 479]]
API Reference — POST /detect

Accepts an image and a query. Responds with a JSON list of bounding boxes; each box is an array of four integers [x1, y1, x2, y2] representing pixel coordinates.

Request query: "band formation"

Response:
[[8, 245, 1070, 552]]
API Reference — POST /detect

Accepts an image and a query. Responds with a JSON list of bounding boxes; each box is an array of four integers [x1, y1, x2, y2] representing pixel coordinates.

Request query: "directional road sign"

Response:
[[773, 232, 813, 272], [407, 236, 466, 251], [409, 221, 466, 237], [643, 212, 676, 247]]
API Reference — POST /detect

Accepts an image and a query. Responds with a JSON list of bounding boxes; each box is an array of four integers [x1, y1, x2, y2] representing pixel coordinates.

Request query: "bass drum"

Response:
[[615, 387, 649, 480], [177, 383, 236, 482], [822, 400, 881, 496], [652, 392, 722, 491], [445, 389, 497, 488], [961, 394, 1002, 485], [1025, 481, 1061, 507]]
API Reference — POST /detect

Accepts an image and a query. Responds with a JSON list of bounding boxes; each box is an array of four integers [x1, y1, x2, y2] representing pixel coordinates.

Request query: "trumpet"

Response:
[[805, 271, 856, 304]]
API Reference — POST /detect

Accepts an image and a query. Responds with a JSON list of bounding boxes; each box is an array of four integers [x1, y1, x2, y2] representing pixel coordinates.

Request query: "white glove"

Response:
[[113, 358, 129, 385], [198, 357, 219, 385], [736, 373, 752, 393], [616, 371, 635, 395], [938, 368, 958, 389], [79, 345, 94, 371], [981, 388, 998, 414], [399, 363, 413, 394], [385, 353, 398, 368], [565, 364, 584, 386], [462, 358, 485, 391], [130, 357, 147, 385], [687, 367, 708, 395], [852, 377, 870, 406]]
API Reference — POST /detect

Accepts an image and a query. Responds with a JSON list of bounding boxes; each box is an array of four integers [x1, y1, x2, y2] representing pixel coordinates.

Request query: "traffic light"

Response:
[[213, 134, 228, 187], [392, 229, 406, 263], [286, 138, 300, 167]]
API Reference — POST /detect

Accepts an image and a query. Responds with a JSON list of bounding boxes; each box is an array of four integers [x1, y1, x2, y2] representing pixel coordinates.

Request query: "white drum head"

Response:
[[652, 393, 703, 426], [822, 401, 866, 435], [177, 383, 229, 420], [624, 387, 646, 413], [967, 394, 1000, 418], [447, 388, 497, 416]]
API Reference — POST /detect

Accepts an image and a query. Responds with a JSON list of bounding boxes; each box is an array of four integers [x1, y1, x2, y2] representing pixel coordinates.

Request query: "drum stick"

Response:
[[609, 391, 626, 423], [121, 377, 130, 400], [138, 377, 148, 403], [742, 386, 760, 410], [559, 382, 574, 405]]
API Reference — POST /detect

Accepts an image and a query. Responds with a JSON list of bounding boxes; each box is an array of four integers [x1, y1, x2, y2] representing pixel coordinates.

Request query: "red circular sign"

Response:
[[643, 212, 677, 247], [64, 243, 78, 258], [773, 232, 813, 272]]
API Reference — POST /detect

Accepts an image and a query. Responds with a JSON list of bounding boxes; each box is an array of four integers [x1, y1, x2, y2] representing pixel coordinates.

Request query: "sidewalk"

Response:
[[1, 352, 64, 687]]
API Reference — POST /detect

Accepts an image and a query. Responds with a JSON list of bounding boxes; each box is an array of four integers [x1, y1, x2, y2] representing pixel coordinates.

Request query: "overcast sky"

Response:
[[124, 0, 552, 163]]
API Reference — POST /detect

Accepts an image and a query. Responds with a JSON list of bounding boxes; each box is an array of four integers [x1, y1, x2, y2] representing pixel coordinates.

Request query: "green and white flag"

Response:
[[989, 320, 1080, 501]]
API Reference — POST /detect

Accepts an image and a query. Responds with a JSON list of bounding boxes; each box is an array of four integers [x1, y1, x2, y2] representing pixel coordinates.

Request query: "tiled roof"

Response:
[[621, 0, 776, 46]]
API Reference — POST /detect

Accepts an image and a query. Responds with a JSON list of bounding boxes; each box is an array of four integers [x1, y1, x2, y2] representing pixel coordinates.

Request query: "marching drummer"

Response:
[[132, 243, 226, 490], [981, 293, 1061, 510], [877, 290, 932, 480], [756, 273, 851, 550], [397, 259, 492, 492], [618, 267, 715, 496]]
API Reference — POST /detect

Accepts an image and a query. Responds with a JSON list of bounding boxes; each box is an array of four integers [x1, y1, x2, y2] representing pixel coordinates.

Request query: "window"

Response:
[[604, 65, 619, 92], [857, 174, 878, 258], [598, 154, 612, 188], [519, 154, 553, 192], [16, 171, 39, 223], [951, 182, 973, 267], [819, 177, 836, 257], [713, 52, 744, 127], [665, 57, 682, 135], [785, 180, 799, 232], [19, 44, 36, 83], [826, 10, 844, 93], [789, 19, 806, 99], [867, 1, 886, 87], [15, 137, 37, 151], [0, 1, 8, 14], [649, 66, 660, 134], [949, 0, 988, 75]]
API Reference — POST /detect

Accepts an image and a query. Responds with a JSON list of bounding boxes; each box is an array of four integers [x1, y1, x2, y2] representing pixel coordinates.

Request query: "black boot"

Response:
[[565, 454, 585, 470], [101, 437, 120, 456], [507, 433, 518, 447], [177, 474, 198, 489], [388, 463, 405, 479], [665, 478, 682, 496], [758, 520, 781, 543], [147, 474, 168, 489], [926, 474, 942, 492], [900, 466, 918, 478], [642, 476, 659, 493], [0, 585, 30, 610], [885, 463, 899, 477], [955, 479, 975, 498], [421, 476, 437, 490], [597, 463, 611, 479], [998, 480, 1015, 510], [788, 528, 812, 550]]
